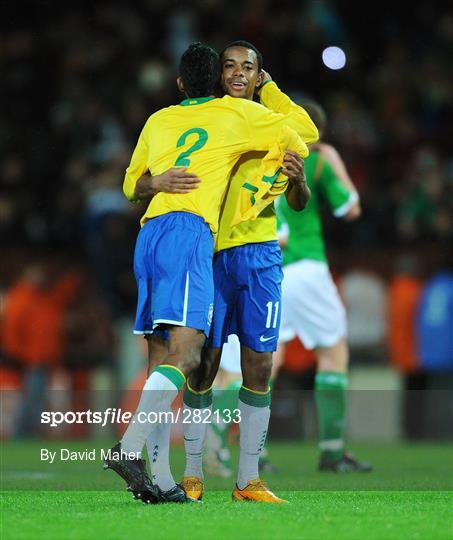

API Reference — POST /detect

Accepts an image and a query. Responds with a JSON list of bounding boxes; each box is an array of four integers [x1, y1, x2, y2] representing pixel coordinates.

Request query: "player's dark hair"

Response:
[[300, 100, 327, 133], [179, 42, 220, 98], [220, 40, 263, 70]]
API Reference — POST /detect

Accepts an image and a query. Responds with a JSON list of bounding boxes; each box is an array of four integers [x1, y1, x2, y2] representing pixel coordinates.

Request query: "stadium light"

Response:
[[322, 46, 346, 70]]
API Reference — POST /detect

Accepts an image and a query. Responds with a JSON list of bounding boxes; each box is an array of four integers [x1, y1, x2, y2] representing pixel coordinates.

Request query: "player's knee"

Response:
[[166, 328, 205, 374], [316, 338, 348, 372]]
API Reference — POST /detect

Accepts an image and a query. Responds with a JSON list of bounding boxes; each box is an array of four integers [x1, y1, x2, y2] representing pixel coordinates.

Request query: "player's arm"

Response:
[[316, 142, 361, 220], [257, 73, 319, 145], [240, 100, 311, 158], [318, 158, 360, 221], [283, 151, 310, 211], [133, 168, 201, 201], [123, 125, 150, 203]]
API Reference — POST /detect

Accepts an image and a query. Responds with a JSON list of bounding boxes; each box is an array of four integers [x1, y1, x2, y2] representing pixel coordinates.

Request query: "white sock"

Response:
[[183, 404, 211, 479], [146, 410, 175, 491], [121, 370, 180, 456], [237, 398, 270, 490]]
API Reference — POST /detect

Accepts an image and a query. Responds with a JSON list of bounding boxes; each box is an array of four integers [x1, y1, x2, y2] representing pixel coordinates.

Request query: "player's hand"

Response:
[[281, 151, 305, 184], [257, 70, 272, 93], [283, 152, 310, 211], [153, 167, 201, 194], [344, 200, 362, 221]]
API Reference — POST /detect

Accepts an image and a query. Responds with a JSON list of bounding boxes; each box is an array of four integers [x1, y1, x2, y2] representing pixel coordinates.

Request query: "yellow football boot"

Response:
[[180, 476, 204, 501], [232, 479, 288, 503]]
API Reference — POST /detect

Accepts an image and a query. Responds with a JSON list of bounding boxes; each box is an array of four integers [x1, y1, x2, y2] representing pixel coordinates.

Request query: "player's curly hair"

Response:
[[220, 40, 263, 70], [179, 42, 220, 98]]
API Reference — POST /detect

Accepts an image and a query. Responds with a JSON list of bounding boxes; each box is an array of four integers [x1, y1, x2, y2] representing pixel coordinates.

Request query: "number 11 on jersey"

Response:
[[265, 301, 279, 329]]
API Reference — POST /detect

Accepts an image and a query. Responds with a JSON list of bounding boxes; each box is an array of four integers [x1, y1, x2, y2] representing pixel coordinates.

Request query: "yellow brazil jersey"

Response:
[[123, 93, 318, 235], [215, 81, 319, 252]]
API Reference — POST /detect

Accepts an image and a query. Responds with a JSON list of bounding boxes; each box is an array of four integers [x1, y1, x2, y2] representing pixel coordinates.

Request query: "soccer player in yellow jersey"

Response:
[[135, 41, 318, 503], [104, 42, 317, 504]]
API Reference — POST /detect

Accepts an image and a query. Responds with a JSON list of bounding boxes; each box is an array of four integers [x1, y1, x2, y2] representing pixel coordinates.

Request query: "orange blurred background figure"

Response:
[[1, 259, 79, 437]]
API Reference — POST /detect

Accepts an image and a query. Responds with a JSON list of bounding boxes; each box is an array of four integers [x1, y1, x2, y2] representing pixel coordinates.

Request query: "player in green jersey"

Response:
[[275, 101, 372, 472]]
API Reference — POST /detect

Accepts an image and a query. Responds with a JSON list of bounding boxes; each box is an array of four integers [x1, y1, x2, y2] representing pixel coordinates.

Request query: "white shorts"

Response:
[[279, 260, 347, 349], [219, 334, 241, 374]]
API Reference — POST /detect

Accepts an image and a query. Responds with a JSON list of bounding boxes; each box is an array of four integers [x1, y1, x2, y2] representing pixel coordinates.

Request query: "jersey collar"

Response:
[[180, 97, 215, 106]]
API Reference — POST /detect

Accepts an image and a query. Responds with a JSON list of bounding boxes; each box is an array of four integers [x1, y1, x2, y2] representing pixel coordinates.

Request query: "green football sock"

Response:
[[315, 371, 348, 462], [211, 380, 241, 439]]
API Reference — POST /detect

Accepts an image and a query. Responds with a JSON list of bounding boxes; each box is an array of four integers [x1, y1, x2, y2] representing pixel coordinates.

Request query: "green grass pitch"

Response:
[[1, 441, 452, 540]]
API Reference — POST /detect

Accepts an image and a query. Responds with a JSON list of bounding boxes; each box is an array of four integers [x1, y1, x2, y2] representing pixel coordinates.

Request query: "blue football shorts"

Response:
[[208, 240, 283, 352], [133, 212, 214, 338]]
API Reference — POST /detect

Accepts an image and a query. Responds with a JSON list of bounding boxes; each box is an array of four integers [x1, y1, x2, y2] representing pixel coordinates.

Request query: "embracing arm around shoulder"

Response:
[[133, 168, 201, 201], [257, 75, 319, 145]]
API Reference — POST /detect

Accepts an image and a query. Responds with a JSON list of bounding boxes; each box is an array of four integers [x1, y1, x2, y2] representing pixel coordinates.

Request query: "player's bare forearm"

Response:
[[317, 142, 359, 196], [285, 180, 310, 211], [344, 200, 362, 221], [133, 167, 201, 200], [282, 151, 310, 211], [134, 172, 156, 200], [313, 142, 362, 220]]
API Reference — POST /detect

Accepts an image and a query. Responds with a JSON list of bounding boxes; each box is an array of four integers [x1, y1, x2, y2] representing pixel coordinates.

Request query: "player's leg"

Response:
[[316, 337, 348, 374], [233, 241, 286, 503], [233, 345, 286, 502], [105, 222, 165, 503], [187, 346, 223, 392], [178, 346, 220, 501], [146, 332, 168, 376], [244, 340, 283, 473], [238, 345, 278, 479], [144, 332, 178, 493], [285, 259, 371, 472], [119, 326, 205, 499], [105, 213, 212, 503], [180, 247, 237, 496], [304, 268, 361, 471], [315, 337, 372, 472], [281, 260, 348, 468], [121, 212, 212, 454], [314, 337, 349, 466], [125, 329, 206, 500], [204, 336, 242, 478], [241, 347, 273, 392], [180, 346, 221, 494], [179, 345, 221, 499]]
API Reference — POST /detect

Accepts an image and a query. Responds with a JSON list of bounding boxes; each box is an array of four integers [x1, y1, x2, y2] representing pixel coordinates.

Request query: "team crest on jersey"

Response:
[[207, 303, 214, 326]]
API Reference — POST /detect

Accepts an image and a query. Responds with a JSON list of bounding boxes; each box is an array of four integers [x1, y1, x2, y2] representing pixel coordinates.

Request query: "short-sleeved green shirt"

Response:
[[277, 150, 353, 265]]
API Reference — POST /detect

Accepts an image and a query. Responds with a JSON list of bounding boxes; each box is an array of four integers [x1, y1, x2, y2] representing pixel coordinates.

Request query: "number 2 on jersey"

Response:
[[175, 128, 208, 167]]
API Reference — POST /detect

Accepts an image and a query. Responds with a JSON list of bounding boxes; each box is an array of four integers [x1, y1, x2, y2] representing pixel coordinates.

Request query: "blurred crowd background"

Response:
[[1, 0, 452, 440]]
